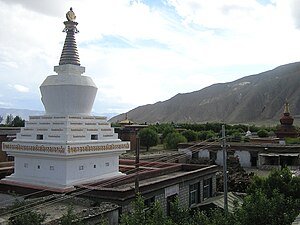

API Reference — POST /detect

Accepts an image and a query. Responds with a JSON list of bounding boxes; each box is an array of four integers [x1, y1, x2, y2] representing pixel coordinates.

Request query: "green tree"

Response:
[[60, 205, 83, 225], [181, 129, 198, 142], [4, 115, 25, 127], [248, 168, 300, 199], [235, 189, 298, 225], [120, 194, 171, 225], [169, 198, 190, 225], [257, 129, 269, 138], [5, 114, 14, 126], [11, 116, 25, 127], [120, 194, 147, 225], [164, 132, 187, 149], [205, 130, 216, 141], [192, 208, 238, 225], [139, 128, 159, 151], [161, 124, 176, 141], [8, 200, 46, 225]]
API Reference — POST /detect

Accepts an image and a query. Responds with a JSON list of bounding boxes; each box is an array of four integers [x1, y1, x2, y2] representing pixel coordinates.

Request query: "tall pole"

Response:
[[222, 124, 228, 214], [135, 136, 140, 195]]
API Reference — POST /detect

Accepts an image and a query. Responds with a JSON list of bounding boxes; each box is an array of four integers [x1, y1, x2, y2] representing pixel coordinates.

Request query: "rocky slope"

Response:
[[110, 62, 300, 125]]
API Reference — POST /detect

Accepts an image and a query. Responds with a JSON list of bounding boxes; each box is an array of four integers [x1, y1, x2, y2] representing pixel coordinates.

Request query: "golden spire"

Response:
[[59, 7, 80, 66], [284, 99, 290, 114]]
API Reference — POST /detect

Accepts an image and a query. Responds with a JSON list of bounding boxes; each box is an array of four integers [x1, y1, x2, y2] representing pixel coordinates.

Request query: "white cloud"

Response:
[[13, 85, 29, 93]]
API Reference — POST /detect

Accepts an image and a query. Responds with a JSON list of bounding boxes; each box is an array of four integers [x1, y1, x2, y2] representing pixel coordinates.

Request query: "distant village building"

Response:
[[275, 101, 299, 139], [179, 101, 300, 170], [0, 127, 20, 162], [116, 114, 147, 151]]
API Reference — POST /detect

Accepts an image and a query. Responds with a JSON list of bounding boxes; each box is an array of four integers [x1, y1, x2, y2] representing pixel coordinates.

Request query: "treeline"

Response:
[[135, 122, 276, 150], [0, 114, 25, 127]]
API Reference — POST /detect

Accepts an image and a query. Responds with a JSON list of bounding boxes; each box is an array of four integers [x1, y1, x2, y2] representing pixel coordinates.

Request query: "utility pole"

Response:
[[222, 124, 228, 214], [135, 135, 140, 195]]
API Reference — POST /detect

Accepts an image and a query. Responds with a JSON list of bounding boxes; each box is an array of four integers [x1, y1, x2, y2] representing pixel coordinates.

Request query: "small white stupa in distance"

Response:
[[2, 8, 130, 190]]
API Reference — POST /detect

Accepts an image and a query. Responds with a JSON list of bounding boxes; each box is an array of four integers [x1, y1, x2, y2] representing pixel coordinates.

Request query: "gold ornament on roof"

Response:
[[66, 7, 76, 22], [284, 99, 290, 114]]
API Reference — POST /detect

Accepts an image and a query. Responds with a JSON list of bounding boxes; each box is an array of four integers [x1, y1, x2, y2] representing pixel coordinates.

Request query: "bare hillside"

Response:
[[110, 62, 300, 125]]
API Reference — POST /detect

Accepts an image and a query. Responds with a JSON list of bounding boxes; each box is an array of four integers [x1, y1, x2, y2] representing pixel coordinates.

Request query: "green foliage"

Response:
[[257, 129, 269, 137], [5, 114, 14, 126], [164, 132, 187, 149], [244, 168, 300, 225], [139, 128, 159, 151], [248, 168, 300, 200], [285, 137, 300, 144], [230, 131, 242, 142], [120, 194, 169, 225], [8, 211, 46, 225], [8, 200, 46, 225], [243, 136, 250, 142], [205, 130, 217, 141], [4, 114, 25, 127], [197, 130, 217, 141], [235, 189, 298, 225], [192, 208, 239, 225], [161, 124, 176, 141], [11, 116, 25, 127], [181, 129, 198, 142], [97, 216, 109, 225], [60, 205, 83, 225], [168, 198, 190, 225], [121, 168, 300, 225]]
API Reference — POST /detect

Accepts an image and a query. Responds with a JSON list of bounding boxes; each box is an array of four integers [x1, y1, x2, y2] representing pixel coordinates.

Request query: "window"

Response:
[[209, 151, 217, 162], [50, 166, 54, 171], [37, 165, 40, 169], [189, 183, 200, 206], [24, 163, 28, 168], [192, 151, 198, 159], [105, 162, 109, 167], [79, 165, 84, 170], [251, 154, 258, 167], [144, 196, 155, 212], [203, 178, 212, 200], [167, 194, 177, 216], [93, 164, 97, 168], [37, 134, 43, 140], [91, 134, 98, 140]]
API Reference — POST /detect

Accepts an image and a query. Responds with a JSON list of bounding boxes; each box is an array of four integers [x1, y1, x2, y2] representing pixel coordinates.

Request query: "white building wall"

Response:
[[216, 150, 224, 166], [234, 151, 251, 168], [9, 153, 123, 187], [198, 149, 209, 158], [13, 156, 67, 185]]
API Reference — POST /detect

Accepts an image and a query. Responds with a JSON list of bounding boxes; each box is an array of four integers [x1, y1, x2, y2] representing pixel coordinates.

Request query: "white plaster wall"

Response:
[[65, 155, 119, 184], [234, 151, 251, 168], [40, 74, 97, 115], [9, 153, 122, 187], [215, 150, 224, 166], [16, 116, 118, 142], [13, 156, 67, 185], [198, 149, 209, 158]]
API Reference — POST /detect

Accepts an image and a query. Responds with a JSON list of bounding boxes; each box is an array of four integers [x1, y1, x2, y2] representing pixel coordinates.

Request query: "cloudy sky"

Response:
[[1, 0, 300, 116]]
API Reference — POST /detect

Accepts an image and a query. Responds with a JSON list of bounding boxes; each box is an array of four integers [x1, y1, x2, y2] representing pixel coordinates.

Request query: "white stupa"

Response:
[[2, 8, 130, 190]]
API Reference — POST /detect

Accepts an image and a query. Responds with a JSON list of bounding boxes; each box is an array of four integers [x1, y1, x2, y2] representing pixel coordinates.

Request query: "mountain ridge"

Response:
[[110, 61, 300, 125]]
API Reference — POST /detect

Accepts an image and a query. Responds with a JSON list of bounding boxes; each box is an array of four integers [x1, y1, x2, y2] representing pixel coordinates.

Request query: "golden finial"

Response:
[[66, 7, 76, 22], [284, 99, 290, 114]]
